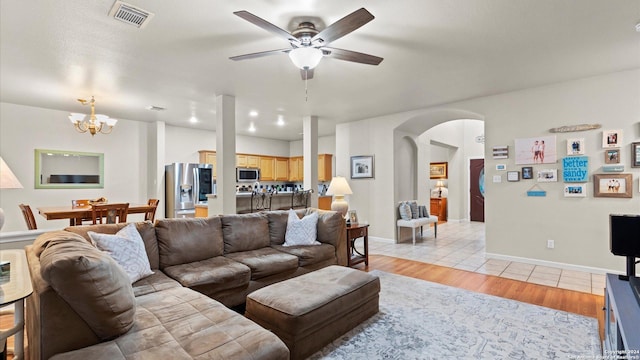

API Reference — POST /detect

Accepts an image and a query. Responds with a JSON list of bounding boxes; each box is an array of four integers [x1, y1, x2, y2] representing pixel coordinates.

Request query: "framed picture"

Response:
[[348, 210, 358, 224], [522, 166, 533, 179], [507, 171, 520, 182], [564, 184, 586, 198], [602, 129, 622, 148], [514, 135, 557, 165], [351, 155, 374, 179], [604, 149, 620, 164], [537, 169, 558, 182], [562, 156, 588, 182], [632, 142, 640, 168], [566, 138, 585, 155], [430, 162, 448, 179], [496, 164, 506, 171], [492, 145, 509, 159], [594, 173, 632, 198]]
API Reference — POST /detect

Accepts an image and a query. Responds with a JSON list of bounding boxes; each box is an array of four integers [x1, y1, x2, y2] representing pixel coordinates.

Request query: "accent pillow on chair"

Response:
[[283, 209, 320, 246], [89, 223, 154, 283], [408, 201, 419, 219]]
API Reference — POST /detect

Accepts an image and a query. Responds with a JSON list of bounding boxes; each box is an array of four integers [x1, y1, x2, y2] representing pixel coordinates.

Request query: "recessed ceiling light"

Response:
[[249, 110, 258, 117], [277, 115, 285, 126], [636, 22, 640, 32], [189, 116, 198, 123], [249, 122, 256, 132]]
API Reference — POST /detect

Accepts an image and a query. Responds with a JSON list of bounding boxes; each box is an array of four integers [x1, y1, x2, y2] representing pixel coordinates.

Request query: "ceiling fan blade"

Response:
[[230, 48, 291, 61], [322, 47, 383, 65], [300, 68, 314, 80], [311, 8, 374, 45], [234, 11, 300, 45]]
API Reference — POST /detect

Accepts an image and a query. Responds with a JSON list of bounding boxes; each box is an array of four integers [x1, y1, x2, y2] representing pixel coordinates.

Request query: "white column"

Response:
[[147, 121, 165, 218], [209, 95, 236, 216], [303, 115, 318, 208]]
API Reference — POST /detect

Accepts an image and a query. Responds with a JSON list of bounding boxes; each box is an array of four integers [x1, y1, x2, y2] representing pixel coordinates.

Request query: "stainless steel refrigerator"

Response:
[[165, 163, 213, 218]]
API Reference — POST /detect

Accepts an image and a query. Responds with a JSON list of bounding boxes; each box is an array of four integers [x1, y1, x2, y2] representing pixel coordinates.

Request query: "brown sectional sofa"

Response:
[[25, 208, 346, 360]]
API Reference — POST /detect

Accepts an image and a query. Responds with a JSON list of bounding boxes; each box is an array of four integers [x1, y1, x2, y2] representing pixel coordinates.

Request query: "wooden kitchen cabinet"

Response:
[[198, 150, 217, 178], [275, 157, 289, 181], [430, 197, 447, 222], [260, 156, 275, 181], [237, 154, 260, 168], [318, 154, 332, 181], [289, 157, 303, 181]]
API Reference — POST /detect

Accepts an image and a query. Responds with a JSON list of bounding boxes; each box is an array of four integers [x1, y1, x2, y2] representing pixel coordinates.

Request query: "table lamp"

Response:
[[326, 176, 353, 217], [0, 156, 24, 230], [436, 180, 446, 198]]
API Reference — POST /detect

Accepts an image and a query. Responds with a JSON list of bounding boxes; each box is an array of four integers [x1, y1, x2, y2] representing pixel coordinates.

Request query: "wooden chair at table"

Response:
[[18, 204, 37, 230], [71, 199, 93, 225], [145, 199, 160, 222], [91, 203, 129, 224], [291, 189, 313, 209]]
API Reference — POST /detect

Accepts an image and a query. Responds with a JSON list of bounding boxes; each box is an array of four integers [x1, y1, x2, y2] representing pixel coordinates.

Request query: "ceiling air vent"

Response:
[[109, 1, 154, 29]]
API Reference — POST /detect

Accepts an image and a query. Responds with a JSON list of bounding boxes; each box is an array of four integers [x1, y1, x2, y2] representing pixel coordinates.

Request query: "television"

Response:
[[610, 214, 640, 278]]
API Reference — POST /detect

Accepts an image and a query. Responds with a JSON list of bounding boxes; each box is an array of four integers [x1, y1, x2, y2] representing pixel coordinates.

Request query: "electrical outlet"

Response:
[[547, 239, 555, 249]]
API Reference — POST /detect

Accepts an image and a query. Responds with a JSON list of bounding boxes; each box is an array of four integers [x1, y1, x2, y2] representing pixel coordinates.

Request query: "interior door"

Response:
[[470, 159, 485, 222]]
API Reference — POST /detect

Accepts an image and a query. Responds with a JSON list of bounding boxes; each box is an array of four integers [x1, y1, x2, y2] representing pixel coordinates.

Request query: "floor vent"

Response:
[[109, 1, 154, 28]]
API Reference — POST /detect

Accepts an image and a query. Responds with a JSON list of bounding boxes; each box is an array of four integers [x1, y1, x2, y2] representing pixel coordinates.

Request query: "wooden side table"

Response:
[[0, 250, 33, 360], [346, 223, 369, 267]]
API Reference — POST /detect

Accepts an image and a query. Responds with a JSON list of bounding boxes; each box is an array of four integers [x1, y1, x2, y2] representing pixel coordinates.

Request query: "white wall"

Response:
[[0, 102, 150, 231], [337, 69, 640, 272]]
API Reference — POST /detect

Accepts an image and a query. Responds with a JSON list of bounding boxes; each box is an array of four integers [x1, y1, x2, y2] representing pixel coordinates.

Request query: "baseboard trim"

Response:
[[0, 229, 45, 244], [486, 252, 623, 275]]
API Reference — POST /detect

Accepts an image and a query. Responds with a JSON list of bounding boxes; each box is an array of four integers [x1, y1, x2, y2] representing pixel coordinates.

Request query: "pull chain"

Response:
[[304, 68, 309, 102]]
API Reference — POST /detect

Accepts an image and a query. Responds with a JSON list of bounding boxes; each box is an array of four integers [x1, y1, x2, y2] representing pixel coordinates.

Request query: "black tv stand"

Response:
[[604, 274, 640, 352]]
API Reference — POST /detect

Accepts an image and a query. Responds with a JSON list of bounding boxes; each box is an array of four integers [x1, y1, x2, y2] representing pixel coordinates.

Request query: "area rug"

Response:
[[310, 270, 601, 359]]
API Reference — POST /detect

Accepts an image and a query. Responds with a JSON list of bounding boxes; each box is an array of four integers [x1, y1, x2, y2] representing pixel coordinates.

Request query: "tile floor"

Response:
[[368, 221, 606, 295]]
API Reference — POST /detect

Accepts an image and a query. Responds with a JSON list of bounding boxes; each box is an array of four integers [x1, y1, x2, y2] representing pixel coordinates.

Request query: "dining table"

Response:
[[37, 203, 154, 226]]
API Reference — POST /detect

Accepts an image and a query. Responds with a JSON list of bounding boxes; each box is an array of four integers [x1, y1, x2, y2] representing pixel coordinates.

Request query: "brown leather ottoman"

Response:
[[245, 265, 380, 360]]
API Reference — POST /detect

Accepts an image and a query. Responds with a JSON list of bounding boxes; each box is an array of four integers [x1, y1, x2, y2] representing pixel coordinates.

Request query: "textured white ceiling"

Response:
[[1, 0, 639, 140]]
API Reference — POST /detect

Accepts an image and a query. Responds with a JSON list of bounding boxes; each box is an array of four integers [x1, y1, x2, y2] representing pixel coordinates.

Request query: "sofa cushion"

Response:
[[132, 271, 182, 297], [163, 256, 251, 292], [398, 201, 411, 220], [37, 231, 135, 340], [65, 222, 160, 270], [88, 223, 154, 283], [221, 213, 270, 253], [225, 248, 299, 280], [313, 209, 345, 247], [49, 287, 289, 360], [271, 243, 336, 267], [155, 217, 224, 268], [284, 210, 320, 247]]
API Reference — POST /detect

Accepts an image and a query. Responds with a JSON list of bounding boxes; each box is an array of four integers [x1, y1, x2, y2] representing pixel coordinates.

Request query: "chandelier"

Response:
[[69, 96, 117, 136]]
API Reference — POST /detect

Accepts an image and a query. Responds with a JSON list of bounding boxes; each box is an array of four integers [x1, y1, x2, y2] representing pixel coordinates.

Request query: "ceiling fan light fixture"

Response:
[[288, 47, 323, 69]]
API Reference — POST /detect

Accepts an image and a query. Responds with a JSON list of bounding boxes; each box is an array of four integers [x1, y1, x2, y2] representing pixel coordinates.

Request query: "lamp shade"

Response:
[[326, 176, 353, 196], [435, 180, 445, 188], [288, 47, 323, 69], [0, 156, 23, 189]]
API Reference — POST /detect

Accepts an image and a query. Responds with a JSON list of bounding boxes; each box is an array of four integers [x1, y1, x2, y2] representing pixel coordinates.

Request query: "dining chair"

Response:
[[18, 204, 37, 230], [145, 199, 160, 222], [91, 203, 129, 224], [291, 189, 313, 209], [72, 199, 93, 225]]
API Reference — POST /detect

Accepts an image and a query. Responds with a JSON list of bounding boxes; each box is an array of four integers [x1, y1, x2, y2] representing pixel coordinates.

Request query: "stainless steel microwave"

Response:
[[237, 168, 260, 182]]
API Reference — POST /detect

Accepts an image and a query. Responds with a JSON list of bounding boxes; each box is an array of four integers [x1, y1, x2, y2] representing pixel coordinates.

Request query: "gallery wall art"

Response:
[[515, 135, 557, 165]]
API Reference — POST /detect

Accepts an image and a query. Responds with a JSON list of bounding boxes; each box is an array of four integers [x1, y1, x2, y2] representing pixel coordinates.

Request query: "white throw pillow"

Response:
[[284, 209, 320, 247], [88, 223, 154, 283], [398, 202, 412, 220]]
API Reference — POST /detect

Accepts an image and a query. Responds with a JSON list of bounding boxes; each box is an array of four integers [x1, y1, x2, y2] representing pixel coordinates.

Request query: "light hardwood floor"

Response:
[[1, 254, 604, 359], [359, 254, 605, 340]]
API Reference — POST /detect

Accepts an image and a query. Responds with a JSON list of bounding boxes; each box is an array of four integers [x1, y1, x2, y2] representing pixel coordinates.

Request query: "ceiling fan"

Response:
[[230, 8, 383, 79]]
